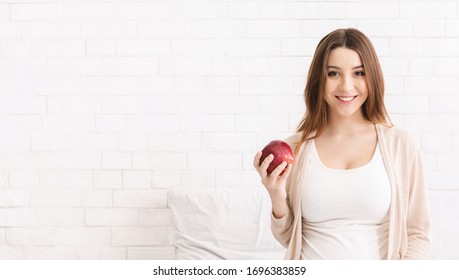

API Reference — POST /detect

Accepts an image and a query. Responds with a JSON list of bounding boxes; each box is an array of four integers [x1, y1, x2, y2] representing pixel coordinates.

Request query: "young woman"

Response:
[[253, 28, 431, 260]]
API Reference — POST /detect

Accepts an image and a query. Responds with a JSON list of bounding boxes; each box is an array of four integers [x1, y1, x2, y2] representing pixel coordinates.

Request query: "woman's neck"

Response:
[[325, 111, 373, 138]]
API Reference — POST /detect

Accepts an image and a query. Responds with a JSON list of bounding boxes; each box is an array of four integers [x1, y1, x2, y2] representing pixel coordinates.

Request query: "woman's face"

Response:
[[324, 47, 368, 119]]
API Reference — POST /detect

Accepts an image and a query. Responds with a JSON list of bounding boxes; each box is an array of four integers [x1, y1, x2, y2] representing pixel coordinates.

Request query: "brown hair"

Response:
[[295, 28, 391, 154]]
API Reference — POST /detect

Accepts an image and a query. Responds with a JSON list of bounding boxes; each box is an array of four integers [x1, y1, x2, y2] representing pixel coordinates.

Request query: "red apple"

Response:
[[259, 140, 295, 175]]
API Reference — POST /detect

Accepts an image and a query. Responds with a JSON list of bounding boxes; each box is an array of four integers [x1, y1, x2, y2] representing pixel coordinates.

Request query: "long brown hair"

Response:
[[295, 28, 391, 154]]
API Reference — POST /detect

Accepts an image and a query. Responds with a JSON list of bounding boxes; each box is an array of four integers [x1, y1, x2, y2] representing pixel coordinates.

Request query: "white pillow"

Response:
[[168, 187, 285, 260]]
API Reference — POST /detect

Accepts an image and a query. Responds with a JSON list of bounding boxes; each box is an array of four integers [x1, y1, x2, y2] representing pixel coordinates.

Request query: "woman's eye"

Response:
[[355, 71, 366, 76], [327, 71, 339, 77]]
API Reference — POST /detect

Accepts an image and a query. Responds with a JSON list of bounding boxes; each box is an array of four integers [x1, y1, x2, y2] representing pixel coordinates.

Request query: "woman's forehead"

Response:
[[327, 47, 363, 68]]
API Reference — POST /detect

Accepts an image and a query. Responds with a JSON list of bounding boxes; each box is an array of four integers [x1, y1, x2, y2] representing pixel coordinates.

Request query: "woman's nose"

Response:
[[340, 75, 355, 91]]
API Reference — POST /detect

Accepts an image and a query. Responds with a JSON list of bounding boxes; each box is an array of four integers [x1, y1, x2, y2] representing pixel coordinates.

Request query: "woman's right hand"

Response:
[[253, 151, 293, 218]]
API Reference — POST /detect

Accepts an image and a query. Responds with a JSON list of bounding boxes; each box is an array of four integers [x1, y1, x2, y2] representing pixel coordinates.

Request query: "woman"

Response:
[[253, 28, 431, 260]]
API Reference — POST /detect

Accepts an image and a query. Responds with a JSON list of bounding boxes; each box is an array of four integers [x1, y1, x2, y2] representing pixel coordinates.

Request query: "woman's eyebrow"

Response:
[[327, 65, 364, 69]]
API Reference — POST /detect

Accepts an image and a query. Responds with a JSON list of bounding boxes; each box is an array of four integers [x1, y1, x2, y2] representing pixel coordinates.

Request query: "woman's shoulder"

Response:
[[283, 132, 302, 144], [283, 132, 304, 151], [377, 124, 420, 151]]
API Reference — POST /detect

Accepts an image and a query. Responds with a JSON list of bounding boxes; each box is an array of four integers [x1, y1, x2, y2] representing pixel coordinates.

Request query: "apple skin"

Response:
[[259, 140, 295, 175]]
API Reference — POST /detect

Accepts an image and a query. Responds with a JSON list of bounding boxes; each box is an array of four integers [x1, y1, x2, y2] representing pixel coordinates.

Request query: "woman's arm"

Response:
[[253, 151, 294, 247]]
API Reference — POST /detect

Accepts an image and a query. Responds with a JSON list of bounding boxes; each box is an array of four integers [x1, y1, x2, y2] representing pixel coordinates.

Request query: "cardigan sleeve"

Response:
[[402, 146, 432, 259], [270, 156, 295, 248], [271, 206, 294, 248]]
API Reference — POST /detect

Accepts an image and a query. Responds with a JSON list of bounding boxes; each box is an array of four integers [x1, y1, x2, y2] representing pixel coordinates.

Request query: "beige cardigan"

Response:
[[271, 124, 432, 260]]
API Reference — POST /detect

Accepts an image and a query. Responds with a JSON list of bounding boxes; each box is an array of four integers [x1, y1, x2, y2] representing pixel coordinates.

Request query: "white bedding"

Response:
[[168, 187, 285, 260]]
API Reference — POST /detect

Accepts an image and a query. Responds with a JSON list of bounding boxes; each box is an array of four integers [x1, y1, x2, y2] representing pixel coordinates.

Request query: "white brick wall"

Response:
[[0, 0, 457, 260]]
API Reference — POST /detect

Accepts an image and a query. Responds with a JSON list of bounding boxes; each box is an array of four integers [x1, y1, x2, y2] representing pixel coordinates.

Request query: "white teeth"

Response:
[[337, 96, 356, 102]]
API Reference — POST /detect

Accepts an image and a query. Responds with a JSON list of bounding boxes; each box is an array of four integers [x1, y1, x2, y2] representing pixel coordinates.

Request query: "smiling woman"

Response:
[[297, 28, 390, 147], [253, 28, 432, 260], [324, 48, 368, 120]]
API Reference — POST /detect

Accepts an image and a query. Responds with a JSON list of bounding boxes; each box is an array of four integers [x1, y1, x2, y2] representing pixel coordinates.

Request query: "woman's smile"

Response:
[[336, 95, 358, 103]]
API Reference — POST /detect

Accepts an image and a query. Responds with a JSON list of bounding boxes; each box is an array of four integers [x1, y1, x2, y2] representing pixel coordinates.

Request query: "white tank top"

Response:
[[301, 140, 391, 260]]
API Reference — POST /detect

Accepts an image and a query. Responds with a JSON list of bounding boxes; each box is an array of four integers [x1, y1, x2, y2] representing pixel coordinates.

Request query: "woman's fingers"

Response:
[[254, 152, 293, 195], [269, 161, 288, 180], [253, 151, 262, 169], [280, 163, 293, 181], [259, 154, 274, 174]]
